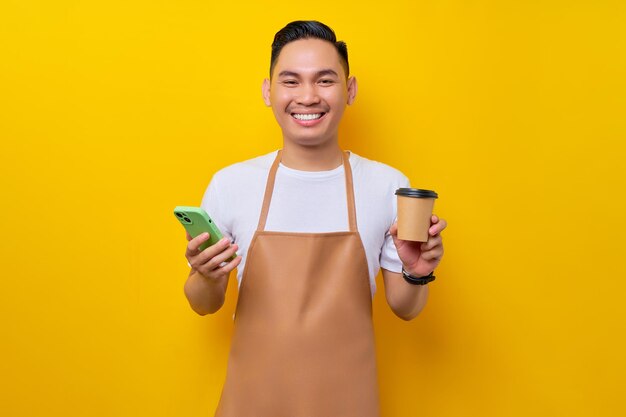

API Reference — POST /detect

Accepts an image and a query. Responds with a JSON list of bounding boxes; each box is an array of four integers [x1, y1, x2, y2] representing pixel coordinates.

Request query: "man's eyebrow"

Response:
[[277, 71, 300, 78], [277, 69, 340, 78], [316, 69, 339, 78]]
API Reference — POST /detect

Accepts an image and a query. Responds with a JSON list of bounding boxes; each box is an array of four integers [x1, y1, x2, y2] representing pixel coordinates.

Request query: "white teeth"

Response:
[[293, 113, 322, 121]]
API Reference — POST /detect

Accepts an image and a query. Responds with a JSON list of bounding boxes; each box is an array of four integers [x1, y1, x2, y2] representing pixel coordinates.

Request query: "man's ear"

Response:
[[262, 79, 271, 106], [347, 76, 358, 105]]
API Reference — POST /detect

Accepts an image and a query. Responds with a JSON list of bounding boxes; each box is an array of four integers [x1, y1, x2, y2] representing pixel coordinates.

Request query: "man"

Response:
[[183, 20, 447, 416]]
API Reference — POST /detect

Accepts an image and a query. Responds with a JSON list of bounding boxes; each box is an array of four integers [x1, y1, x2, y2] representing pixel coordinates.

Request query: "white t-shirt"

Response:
[[201, 150, 410, 295]]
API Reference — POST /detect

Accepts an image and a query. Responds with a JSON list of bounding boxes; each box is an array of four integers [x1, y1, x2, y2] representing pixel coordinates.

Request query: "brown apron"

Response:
[[215, 150, 380, 417]]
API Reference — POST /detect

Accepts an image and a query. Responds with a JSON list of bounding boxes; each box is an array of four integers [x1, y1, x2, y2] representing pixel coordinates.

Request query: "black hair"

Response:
[[270, 20, 349, 78]]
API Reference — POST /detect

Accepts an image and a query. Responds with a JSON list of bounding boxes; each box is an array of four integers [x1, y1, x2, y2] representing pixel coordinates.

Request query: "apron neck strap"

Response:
[[256, 150, 358, 232]]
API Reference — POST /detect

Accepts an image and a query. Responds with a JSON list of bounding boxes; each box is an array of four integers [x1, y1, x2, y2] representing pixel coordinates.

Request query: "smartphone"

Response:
[[174, 206, 236, 260]]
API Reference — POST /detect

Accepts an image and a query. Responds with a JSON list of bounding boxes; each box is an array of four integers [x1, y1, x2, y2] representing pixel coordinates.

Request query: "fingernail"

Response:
[[221, 237, 229, 244]]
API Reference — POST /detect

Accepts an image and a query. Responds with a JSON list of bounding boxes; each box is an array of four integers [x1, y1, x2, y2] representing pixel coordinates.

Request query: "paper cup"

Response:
[[395, 188, 438, 242]]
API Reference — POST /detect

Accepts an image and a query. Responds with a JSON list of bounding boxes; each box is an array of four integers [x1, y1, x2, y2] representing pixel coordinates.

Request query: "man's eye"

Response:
[[319, 79, 335, 85], [282, 80, 298, 86]]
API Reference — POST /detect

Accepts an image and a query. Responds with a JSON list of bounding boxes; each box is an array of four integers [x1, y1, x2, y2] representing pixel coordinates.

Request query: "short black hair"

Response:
[[270, 20, 349, 78]]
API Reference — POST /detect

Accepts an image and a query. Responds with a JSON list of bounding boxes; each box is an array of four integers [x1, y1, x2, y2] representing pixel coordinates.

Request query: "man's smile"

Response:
[[292, 113, 325, 120], [290, 112, 327, 126]]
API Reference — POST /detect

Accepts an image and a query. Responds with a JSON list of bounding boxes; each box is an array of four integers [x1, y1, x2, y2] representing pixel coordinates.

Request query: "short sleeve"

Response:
[[200, 174, 232, 241], [379, 174, 411, 273]]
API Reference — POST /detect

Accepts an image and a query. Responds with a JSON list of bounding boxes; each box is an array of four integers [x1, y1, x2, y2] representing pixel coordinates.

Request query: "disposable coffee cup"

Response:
[[395, 188, 439, 242]]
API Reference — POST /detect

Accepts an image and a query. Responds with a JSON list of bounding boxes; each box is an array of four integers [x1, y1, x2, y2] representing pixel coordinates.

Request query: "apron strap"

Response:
[[342, 151, 358, 232], [256, 150, 283, 231], [256, 150, 358, 233]]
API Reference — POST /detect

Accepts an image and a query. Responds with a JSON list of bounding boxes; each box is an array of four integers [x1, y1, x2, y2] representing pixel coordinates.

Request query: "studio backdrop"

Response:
[[1, 1, 625, 416]]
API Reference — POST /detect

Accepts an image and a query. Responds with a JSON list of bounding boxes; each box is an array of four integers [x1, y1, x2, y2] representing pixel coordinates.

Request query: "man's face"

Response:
[[262, 38, 357, 148]]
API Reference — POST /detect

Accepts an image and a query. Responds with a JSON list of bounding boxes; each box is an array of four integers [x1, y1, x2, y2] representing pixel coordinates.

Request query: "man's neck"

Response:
[[280, 142, 344, 171]]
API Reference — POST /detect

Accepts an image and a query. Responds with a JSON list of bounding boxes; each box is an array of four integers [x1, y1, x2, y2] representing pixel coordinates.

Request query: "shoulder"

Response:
[[349, 152, 410, 188], [210, 151, 278, 186], [202, 151, 277, 228]]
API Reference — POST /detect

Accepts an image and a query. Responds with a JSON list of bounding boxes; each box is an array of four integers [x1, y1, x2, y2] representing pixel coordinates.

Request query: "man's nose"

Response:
[[295, 84, 321, 105]]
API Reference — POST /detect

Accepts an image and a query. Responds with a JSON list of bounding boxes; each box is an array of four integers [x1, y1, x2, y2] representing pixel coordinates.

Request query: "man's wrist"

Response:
[[401, 265, 433, 278], [401, 267, 436, 285]]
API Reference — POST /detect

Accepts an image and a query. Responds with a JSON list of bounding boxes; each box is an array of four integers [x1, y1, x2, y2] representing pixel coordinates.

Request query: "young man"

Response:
[[183, 21, 447, 416]]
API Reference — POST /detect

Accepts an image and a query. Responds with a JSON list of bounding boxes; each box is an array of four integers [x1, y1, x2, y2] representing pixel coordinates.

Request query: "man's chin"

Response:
[[284, 134, 334, 148]]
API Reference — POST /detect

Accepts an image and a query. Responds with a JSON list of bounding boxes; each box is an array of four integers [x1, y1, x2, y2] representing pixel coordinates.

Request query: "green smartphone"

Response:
[[174, 206, 236, 260]]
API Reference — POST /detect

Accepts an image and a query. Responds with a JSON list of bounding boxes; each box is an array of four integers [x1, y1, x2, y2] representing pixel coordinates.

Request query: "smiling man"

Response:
[[183, 21, 447, 417], [263, 36, 355, 159]]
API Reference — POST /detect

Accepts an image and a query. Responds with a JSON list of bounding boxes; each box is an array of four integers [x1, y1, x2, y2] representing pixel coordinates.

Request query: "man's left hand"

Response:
[[389, 214, 447, 277]]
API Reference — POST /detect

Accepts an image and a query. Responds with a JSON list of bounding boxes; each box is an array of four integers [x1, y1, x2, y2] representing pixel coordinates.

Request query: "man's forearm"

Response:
[[183, 269, 228, 315], [391, 281, 429, 321], [382, 270, 430, 321]]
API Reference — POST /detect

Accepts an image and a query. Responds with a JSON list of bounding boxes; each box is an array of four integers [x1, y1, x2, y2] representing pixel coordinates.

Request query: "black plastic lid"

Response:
[[395, 188, 438, 199]]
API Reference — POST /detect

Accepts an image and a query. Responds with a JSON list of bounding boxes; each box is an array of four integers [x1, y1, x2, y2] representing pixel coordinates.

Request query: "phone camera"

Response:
[[175, 212, 184, 218], [183, 217, 191, 223]]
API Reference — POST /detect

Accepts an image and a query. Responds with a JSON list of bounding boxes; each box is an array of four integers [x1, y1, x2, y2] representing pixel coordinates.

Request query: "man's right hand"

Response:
[[185, 232, 241, 280]]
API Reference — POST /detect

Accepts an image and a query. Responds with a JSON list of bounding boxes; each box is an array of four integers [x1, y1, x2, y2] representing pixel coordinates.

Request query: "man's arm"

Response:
[[183, 232, 241, 315], [184, 269, 230, 315], [381, 269, 429, 321], [384, 214, 447, 321]]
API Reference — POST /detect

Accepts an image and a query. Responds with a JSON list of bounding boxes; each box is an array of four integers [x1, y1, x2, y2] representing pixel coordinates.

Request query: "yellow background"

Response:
[[1, 1, 625, 416]]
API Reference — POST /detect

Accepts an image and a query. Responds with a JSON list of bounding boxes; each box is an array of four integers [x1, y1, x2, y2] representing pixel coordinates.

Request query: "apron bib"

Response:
[[215, 150, 380, 417]]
